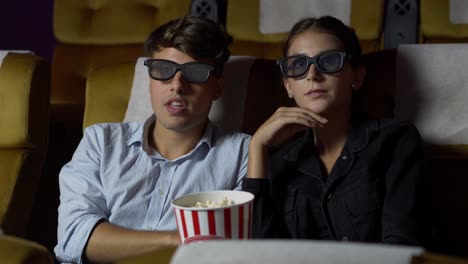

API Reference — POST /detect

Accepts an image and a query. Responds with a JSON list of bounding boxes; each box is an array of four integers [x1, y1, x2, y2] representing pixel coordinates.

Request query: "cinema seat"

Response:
[[0, 52, 49, 237]]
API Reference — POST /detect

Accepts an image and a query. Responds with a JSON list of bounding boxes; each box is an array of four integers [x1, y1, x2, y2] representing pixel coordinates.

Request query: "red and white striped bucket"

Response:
[[172, 190, 254, 244]]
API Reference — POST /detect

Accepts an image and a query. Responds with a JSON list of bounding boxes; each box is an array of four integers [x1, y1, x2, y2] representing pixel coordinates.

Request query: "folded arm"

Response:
[[247, 107, 327, 179], [244, 107, 327, 238]]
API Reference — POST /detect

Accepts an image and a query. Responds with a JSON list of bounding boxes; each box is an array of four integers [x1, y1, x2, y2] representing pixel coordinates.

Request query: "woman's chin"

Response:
[[302, 103, 329, 115]]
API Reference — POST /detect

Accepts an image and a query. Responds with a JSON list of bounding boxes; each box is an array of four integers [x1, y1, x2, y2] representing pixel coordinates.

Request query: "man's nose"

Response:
[[170, 71, 186, 93]]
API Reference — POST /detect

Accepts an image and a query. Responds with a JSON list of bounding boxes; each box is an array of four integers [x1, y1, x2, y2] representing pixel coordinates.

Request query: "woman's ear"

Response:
[[352, 65, 366, 91]]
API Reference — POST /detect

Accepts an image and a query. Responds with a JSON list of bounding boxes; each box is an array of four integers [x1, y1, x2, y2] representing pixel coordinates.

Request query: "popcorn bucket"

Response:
[[171, 190, 254, 244]]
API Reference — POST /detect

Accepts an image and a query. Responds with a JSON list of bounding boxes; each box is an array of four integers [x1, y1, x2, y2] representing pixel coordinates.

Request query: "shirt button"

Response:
[[158, 189, 164, 195], [327, 193, 333, 200], [342, 155, 348, 160], [146, 225, 152, 230], [342, 236, 349, 241]]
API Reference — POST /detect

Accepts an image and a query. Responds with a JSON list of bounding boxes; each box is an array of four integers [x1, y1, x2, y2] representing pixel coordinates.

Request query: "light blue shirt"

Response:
[[54, 116, 250, 263]]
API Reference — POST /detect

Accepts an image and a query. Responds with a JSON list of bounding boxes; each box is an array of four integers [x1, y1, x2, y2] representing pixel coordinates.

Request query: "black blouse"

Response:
[[243, 117, 424, 245]]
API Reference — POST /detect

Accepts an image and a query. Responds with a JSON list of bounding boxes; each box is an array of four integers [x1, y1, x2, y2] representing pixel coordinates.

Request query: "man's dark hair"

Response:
[[282, 16, 363, 67], [145, 16, 233, 75]]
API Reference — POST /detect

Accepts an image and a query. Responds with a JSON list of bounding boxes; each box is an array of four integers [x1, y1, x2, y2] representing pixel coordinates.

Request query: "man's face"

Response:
[[149, 47, 223, 133]]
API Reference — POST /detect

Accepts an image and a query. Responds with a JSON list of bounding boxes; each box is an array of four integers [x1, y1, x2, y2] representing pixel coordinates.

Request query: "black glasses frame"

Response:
[[144, 59, 221, 84], [277, 51, 347, 78]]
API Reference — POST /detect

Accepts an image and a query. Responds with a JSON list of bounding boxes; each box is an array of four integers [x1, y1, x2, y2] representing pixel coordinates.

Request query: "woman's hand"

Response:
[[251, 107, 327, 149], [246, 107, 327, 179]]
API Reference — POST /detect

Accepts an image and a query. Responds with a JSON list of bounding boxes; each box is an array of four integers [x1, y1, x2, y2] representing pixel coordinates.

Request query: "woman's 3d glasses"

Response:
[[144, 59, 221, 84], [277, 51, 347, 78]]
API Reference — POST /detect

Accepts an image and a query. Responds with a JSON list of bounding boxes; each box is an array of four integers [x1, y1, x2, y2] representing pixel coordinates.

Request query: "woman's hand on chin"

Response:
[[251, 107, 327, 150]]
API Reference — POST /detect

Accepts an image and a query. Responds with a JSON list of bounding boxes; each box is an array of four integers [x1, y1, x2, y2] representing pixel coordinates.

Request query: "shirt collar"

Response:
[[126, 115, 155, 146], [281, 115, 379, 162], [125, 115, 215, 149], [195, 121, 214, 149]]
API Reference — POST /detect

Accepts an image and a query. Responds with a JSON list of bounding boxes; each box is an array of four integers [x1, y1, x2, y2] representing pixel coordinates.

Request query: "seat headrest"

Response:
[[450, 0, 468, 23], [395, 44, 468, 145], [259, 0, 351, 34]]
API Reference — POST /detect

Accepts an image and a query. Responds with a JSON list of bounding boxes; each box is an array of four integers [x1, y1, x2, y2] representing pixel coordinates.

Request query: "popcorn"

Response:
[[194, 197, 236, 208]]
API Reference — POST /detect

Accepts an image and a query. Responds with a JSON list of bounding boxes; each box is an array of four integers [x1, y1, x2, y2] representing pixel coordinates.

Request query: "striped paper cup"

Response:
[[171, 190, 254, 244]]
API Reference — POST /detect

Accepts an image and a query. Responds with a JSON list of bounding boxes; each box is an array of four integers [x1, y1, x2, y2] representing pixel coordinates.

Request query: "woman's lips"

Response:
[[305, 89, 327, 98], [165, 98, 188, 115]]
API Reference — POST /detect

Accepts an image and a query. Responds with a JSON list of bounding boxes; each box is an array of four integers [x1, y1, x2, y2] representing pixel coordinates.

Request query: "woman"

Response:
[[243, 16, 424, 245]]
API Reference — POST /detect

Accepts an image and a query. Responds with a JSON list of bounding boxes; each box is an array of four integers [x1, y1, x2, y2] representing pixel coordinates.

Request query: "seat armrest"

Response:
[[0, 235, 54, 264]]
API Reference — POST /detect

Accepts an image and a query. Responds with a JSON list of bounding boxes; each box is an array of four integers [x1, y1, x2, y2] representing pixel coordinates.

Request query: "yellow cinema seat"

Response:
[[421, 0, 468, 43], [0, 234, 54, 264], [0, 52, 49, 238]]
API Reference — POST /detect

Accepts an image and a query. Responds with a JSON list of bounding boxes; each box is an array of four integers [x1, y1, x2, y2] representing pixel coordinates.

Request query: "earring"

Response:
[[288, 92, 293, 98], [351, 84, 356, 89]]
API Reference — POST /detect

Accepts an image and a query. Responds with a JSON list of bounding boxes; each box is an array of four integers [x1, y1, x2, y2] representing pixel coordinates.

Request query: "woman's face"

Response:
[[283, 30, 362, 116]]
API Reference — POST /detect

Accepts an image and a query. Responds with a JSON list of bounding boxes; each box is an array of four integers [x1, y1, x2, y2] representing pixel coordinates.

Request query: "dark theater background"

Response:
[[0, 0, 55, 61]]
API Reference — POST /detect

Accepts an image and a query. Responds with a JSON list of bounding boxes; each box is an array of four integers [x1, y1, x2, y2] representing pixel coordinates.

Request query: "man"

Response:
[[55, 16, 250, 263]]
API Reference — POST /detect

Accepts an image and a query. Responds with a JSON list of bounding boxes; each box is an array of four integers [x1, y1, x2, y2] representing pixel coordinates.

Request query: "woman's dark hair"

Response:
[[282, 16, 363, 67], [145, 16, 233, 74]]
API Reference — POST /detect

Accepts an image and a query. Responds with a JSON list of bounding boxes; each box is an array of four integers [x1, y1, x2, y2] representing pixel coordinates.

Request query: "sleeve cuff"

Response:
[[55, 215, 105, 264]]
